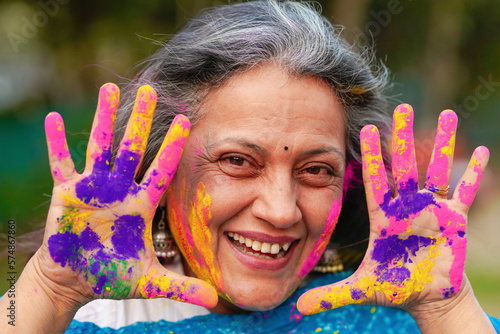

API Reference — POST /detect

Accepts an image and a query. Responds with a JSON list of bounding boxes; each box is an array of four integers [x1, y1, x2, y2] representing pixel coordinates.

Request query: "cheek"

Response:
[[297, 196, 343, 278], [167, 182, 225, 292]]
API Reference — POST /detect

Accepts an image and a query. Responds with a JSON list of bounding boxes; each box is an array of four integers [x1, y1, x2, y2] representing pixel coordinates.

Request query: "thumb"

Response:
[[297, 274, 373, 315], [137, 262, 218, 308]]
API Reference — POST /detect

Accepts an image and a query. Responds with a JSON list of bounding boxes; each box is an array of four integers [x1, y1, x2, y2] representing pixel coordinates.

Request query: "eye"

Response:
[[227, 156, 245, 166], [297, 164, 336, 187], [219, 154, 259, 177]]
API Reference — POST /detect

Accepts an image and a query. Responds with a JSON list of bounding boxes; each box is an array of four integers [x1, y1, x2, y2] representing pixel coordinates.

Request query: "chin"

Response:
[[217, 274, 301, 313]]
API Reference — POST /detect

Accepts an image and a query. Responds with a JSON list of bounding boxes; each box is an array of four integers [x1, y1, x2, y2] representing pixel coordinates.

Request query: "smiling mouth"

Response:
[[227, 232, 293, 260]]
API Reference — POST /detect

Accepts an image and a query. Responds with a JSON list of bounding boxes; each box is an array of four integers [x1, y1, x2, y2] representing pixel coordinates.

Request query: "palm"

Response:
[[44, 182, 155, 299], [298, 104, 488, 314], [37, 83, 217, 307]]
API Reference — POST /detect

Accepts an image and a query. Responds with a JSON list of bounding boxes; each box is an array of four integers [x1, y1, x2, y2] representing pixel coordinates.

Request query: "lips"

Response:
[[225, 231, 298, 270]]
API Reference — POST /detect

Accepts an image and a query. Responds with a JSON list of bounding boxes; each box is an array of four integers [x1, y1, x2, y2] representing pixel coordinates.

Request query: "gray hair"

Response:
[[112, 0, 392, 267]]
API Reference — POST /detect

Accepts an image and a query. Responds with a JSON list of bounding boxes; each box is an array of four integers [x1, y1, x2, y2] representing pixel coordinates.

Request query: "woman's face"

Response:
[[166, 64, 346, 312]]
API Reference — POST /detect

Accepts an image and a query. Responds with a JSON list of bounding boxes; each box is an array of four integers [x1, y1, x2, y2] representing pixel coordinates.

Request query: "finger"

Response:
[[84, 83, 120, 174], [392, 104, 418, 194], [113, 85, 157, 179], [297, 276, 371, 315], [425, 110, 457, 196], [45, 112, 76, 185], [452, 146, 489, 209], [361, 125, 390, 209], [138, 265, 218, 308], [142, 114, 190, 207]]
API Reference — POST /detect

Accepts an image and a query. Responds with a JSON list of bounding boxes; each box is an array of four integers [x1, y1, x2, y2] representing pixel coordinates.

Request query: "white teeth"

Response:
[[245, 238, 252, 247], [270, 243, 280, 254], [251, 241, 262, 251], [228, 233, 293, 257], [260, 242, 271, 253]]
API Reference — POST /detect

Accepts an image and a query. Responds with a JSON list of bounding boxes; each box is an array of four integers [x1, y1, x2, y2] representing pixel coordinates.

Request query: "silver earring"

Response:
[[313, 243, 344, 273], [153, 207, 178, 264]]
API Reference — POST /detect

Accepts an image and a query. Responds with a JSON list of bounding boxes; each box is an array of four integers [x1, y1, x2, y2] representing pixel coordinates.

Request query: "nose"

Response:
[[251, 173, 302, 228]]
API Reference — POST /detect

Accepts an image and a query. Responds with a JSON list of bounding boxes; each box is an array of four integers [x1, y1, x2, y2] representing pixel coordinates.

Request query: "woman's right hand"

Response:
[[34, 83, 217, 309]]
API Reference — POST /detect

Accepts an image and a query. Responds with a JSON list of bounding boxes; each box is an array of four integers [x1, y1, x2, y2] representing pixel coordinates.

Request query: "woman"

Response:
[[1, 1, 498, 333]]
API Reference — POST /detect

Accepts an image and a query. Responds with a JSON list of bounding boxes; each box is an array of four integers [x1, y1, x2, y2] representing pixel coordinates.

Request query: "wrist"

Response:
[[2, 249, 90, 333], [27, 247, 91, 309], [407, 277, 496, 334]]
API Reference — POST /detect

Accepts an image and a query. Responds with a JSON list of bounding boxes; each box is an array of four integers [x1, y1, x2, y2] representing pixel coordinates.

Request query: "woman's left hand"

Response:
[[297, 104, 489, 316]]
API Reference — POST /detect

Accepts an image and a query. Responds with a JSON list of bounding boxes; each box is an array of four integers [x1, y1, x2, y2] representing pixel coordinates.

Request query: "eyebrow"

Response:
[[298, 147, 346, 167], [205, 138, 268, 154]]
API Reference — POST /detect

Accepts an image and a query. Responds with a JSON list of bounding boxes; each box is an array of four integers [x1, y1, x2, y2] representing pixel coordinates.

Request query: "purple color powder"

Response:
[[372, 235, 436, 285], [350, 287, 366, 300], [380, 178, 436, 220], [111, 215, 145, 259], [442, 287, 455, 298], [376, 266, 411, 285], [93, 275, 108, 294], [48, 231, 85, 272], [90, 261, 100, 275], [320, 300, 332, 309], [81, 227, 102, 251], [372, 235, 435, 264], [76, 147, 140, 205]]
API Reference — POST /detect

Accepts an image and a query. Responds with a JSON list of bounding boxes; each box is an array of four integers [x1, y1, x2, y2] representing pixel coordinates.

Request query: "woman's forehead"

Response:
[[195, 64, 346, 149]]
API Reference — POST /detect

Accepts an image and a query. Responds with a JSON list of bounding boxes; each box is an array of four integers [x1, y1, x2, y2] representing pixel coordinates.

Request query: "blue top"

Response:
[[67, 271, 500, 333]]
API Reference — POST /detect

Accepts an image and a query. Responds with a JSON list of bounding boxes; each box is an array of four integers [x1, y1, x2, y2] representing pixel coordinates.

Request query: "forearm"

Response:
[[409, 277, 496, 334], [1, 256, 84, 333]]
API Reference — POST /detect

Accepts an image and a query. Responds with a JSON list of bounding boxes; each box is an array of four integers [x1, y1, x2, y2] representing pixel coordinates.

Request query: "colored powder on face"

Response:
[[76, 146, 140, 205], [298, 199, 342, 277], [190, 183, 225, 291], [168, 181, 226, 296], [380, 179, 436, 221], [342, 160, 362, 199], [111, 214, 146, 259]]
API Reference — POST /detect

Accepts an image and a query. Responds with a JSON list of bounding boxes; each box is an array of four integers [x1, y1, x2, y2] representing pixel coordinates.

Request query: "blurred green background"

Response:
[[1, 0, 499, 317]]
